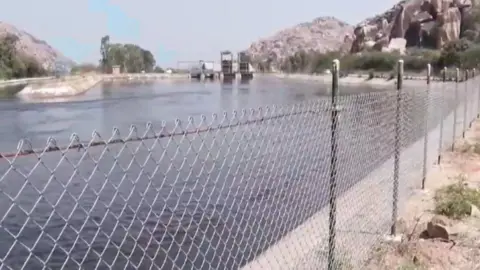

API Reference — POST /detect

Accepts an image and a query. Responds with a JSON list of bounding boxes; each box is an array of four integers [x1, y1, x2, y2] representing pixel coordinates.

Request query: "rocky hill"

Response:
[[0, 21, 74, 71], [245, 0, 480, 70], [245, 17, 354, 69]]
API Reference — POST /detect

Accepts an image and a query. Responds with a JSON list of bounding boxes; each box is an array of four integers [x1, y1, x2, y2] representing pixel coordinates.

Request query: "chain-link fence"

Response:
[[0, 61, 478, 270]]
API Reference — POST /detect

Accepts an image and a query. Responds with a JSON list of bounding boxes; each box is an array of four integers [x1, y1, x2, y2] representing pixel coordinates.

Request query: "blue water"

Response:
[[0, 77, 367, 152]]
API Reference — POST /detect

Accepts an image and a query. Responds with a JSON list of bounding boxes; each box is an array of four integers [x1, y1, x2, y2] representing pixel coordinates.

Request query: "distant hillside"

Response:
[[0, 21, 74, 71], [245, 16, 354, 69]]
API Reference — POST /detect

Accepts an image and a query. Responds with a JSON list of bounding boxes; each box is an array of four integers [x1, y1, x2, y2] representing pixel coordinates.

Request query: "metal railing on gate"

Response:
[[0, 60, 478, 270]]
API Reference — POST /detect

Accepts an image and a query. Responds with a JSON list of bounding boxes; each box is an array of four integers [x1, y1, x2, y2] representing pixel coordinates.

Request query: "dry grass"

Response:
[[434, 175, 480, 219], [456, 141, 480, 154]]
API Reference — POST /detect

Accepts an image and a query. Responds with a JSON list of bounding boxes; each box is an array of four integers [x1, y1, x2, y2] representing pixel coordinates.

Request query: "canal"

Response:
[[0, 77, 444, 269]]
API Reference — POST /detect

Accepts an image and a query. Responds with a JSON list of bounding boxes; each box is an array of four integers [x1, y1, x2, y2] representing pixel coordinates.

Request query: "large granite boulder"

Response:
[[350, 0, 472, 53], [389, 0, 426, 40], [436, 2, 462, 48]]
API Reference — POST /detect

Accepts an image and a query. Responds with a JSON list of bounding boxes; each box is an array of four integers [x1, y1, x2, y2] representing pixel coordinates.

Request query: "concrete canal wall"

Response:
[[17, 75, 102, 99], [0, 76, 56, 88], [2, 73, 191, 99]]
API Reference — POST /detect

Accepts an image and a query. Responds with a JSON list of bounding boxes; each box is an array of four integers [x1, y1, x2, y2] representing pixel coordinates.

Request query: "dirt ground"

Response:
[[364, 121, 480, 270]]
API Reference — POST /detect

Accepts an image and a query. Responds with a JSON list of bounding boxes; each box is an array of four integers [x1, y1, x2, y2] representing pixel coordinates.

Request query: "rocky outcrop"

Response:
[[245, 17, 354, 69], [0, 21, 74, 71], [350, 0, 475, 54]]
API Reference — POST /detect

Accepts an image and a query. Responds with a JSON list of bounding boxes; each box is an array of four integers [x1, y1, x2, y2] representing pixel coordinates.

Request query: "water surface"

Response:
[[0, 77, 385, 152]]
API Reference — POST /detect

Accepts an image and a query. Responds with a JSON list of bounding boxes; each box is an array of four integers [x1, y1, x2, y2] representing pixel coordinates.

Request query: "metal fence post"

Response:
[[477, 67, 480, 118], [463, 70, 469, 138], [452, 68, 459, 151], [327, 59, 340, 270], [422, 64, 431, 189], [392, 59, 403, 235], [438, 67, 446, 164], [427, 64, 431, 85], [471, 68, 476, 127]]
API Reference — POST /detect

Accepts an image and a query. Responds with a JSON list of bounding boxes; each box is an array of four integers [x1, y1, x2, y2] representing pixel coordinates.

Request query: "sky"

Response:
[[0, 0, 400, 67]]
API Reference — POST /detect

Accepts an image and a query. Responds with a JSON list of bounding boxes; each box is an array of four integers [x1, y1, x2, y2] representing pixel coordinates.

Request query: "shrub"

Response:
[[153, 66, 165, 73], [351, 52, 398, 71], [462, 29, 478, 43], [436, 38, 472, 69], [277, 38, 480, 74], [460, 45, 480, 69], [403, 49, 440, 72], [308, 51, 343, 73], [71, 63, 99, 74], [434, 176, 480, 219]]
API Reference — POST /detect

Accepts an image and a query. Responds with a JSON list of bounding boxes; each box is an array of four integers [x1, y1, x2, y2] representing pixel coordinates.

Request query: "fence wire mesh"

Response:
[[0, 72, 479, 270]]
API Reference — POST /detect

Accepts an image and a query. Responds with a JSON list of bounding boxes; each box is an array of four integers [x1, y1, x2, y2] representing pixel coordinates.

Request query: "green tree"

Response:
[[71, 63, 99, 74], [100, 36, 157, 74], [153, 66, 164, 73], [309, 51, 343, 73], [123, 44, 144, 73], [22, 56, 47, 77], [142, 49, 155, 72], [0, 34, 47, 79]]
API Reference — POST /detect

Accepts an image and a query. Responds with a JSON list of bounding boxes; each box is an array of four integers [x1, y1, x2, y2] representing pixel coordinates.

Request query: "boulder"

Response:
[[422, 215, 474, 240], [425, 215, 451, 240], [470, 203, 480, 217], [389, 0, 433, 40], [388, 38, 407, 54]]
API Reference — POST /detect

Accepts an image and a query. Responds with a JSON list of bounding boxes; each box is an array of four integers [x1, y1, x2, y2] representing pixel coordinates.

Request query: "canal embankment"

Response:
[[2, 73, 190, 99], [16, 75, 102, 99]]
